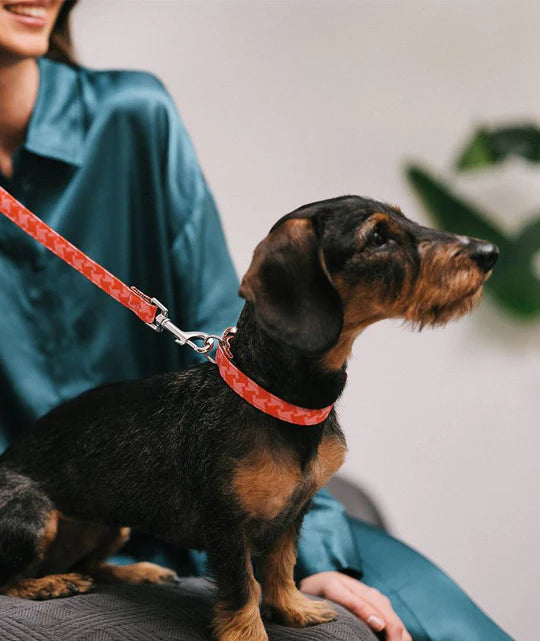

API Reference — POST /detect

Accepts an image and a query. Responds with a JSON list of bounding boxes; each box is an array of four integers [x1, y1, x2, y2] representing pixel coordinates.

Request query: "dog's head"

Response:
[[239, 196, 498, 368]]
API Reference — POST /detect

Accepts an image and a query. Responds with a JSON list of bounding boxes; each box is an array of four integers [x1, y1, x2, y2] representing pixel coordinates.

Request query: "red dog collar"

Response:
[[215, 343, 333, 426]]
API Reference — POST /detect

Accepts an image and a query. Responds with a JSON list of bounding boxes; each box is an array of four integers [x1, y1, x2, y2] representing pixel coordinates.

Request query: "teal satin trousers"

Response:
[[350, 519, 514, 641]]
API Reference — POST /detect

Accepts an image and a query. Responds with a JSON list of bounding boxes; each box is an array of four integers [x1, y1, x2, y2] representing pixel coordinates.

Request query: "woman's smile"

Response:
[[3, 2, 51, 28]]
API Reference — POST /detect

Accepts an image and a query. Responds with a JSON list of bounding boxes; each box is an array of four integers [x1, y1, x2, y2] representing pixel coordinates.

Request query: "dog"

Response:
[[0, 196, 498, 641]]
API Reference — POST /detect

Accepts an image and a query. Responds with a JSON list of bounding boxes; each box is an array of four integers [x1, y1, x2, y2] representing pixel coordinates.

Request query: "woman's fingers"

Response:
[[350, 584, 412, 641], [300, 572, 412, 641], [318, 578, 386, 632]]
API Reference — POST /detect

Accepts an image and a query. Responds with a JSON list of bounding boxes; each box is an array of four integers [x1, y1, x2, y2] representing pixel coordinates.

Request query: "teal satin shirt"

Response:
[[0, 57, 361, 581]]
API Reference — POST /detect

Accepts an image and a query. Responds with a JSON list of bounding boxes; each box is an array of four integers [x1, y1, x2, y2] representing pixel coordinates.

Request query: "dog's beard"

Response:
[[415, 287, 484, 329], [404, 268, 487, 329]]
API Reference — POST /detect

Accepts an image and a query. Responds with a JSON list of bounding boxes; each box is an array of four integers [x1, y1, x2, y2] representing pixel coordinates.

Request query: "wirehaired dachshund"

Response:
[[0, 196, 498, 641]]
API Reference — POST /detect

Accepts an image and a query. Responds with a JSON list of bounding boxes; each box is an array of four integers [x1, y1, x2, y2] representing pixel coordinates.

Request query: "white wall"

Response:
[[73, 2, 540, 640]]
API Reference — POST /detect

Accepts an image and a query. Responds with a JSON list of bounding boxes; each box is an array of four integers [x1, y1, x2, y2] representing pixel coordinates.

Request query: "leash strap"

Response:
[[0, 187, 219, 357], [216, 341, 333, 425], [0, 187, 158, 324]]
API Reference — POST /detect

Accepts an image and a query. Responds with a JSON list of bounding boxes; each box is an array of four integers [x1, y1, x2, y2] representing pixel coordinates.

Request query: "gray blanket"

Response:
[[0, 578, 377, 640]]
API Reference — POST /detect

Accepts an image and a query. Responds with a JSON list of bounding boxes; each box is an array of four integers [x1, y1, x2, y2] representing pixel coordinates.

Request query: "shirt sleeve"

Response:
[[169, 184, 242, 338], [152, 81, 243, 349], [295, 488, 363, 581]]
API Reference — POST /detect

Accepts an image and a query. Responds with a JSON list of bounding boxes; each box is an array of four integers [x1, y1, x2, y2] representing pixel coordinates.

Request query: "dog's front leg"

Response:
[[207, 530, 267, 641], [259, 523, 337, 627]]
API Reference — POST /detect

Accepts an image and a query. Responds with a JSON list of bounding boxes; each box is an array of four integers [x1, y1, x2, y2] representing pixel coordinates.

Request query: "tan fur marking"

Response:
[[80, 526, 131, 568], [320, 269, 391, 370], [321, 325, 369, 370], [38, 509, 59, 558], [41, 520, 130, 576], [3, 573, 94, 600], [260, 530, 337, 627], [312, 435, 347, 490], [287, 217, 312, 238], [405, 242, 486, 327], [91, 561, 178, 585], [214, 563, 266, 641], [232, 448, 301, 519]]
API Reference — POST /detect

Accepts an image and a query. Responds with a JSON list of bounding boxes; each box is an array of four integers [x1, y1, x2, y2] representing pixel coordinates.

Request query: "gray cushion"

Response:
[[327, 476, 388, 530], [0, 578, 377, 640]]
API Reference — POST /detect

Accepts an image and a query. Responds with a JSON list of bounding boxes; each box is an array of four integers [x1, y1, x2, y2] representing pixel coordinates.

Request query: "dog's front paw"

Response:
[[115, 561, 180, 585], [128, 562, 180, 585], [92, 561, 180, 585], [264, 594, 337, 627], [213, 603, 268, 641]]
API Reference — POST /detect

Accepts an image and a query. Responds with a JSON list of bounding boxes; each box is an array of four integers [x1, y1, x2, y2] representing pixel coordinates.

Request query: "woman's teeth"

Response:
[[5, 4, 47, 19]]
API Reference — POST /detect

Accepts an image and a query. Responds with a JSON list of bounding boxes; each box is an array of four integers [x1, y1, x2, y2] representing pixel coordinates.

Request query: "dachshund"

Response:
[[0, 196, 498, 641]]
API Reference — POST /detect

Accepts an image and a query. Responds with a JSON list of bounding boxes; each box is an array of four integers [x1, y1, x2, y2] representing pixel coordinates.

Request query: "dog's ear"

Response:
[[239, 218, 343, 355]]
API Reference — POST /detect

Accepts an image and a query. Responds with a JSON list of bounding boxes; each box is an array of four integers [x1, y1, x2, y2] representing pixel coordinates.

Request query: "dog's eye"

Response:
[[369, 230, 387, 248]]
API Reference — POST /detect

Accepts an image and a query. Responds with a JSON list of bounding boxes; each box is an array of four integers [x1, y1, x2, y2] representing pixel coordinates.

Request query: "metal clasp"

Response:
[[146, 297, 227, 363], [220, 326, 237, 359]]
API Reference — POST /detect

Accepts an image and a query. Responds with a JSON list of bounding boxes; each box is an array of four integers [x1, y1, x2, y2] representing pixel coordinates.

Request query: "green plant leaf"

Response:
[[456, 124, 540, 170], [406, 165, 540, 318], [497, 217, 540, 316], [406, 165, 508, 246]]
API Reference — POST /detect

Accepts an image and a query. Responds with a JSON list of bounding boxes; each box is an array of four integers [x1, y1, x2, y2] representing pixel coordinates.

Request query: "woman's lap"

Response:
[[350, 518, 514, 641], [119, 521, 516, 640]]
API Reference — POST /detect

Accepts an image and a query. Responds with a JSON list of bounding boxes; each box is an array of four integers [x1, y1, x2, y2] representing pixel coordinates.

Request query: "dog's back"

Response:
[[1, 364, 230, 542]]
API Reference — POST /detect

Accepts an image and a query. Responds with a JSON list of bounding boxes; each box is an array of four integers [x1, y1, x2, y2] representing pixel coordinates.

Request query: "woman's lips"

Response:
[[3, 3, 48, 27]]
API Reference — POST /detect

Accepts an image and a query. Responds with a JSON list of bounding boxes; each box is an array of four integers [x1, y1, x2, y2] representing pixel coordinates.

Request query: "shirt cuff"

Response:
[[294, 487, 363, 582]]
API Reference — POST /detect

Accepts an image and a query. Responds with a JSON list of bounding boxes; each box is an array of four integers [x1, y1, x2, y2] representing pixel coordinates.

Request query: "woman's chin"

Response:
[[0, 33, 48, 62]]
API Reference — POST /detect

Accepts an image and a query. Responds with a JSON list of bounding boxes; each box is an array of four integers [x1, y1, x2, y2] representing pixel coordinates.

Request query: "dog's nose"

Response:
[[470, 241, 499, 272]]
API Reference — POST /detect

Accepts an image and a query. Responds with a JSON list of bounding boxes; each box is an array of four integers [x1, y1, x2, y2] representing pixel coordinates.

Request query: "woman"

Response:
[[0, 2, 513, 641]]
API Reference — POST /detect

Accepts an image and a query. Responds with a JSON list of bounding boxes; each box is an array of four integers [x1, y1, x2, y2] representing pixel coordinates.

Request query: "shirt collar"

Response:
[[24, 57, 85, 167]]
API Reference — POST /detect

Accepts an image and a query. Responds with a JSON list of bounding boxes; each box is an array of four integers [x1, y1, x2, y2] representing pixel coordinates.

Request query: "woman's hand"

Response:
[[300, 571, 412, 641]]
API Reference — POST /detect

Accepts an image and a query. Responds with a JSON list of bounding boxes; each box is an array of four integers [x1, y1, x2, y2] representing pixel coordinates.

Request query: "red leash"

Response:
[[0, 187, 333, 425], [0, 187, 158, 324], [0, 186, 216, 354]]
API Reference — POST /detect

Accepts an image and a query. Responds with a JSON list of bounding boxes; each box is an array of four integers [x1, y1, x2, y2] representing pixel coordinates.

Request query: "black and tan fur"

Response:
[[0, 196, 498, 641]]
